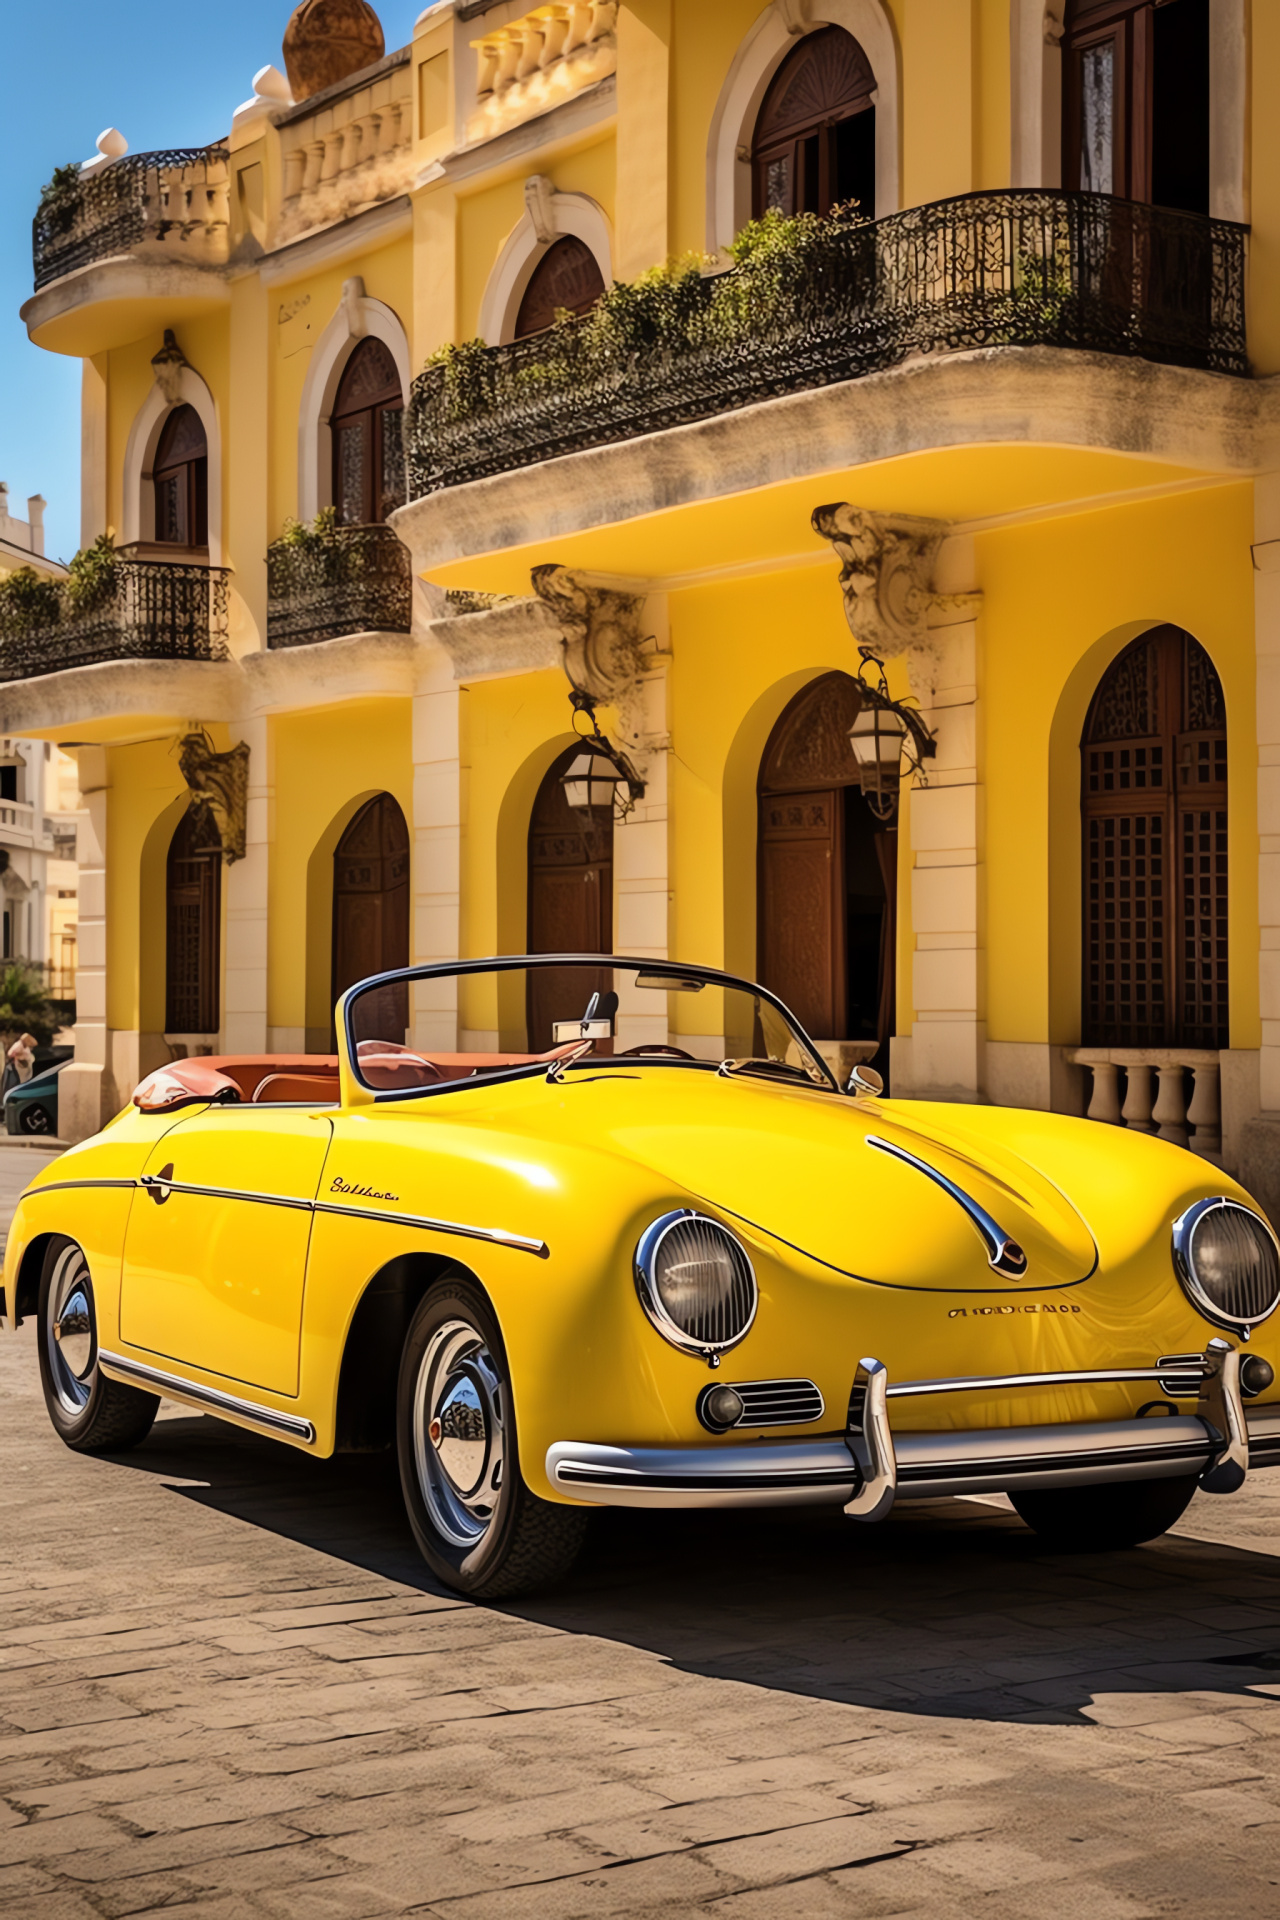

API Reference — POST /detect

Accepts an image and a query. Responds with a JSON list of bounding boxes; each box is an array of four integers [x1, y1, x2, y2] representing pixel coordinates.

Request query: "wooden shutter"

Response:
[[751, 24, 876, 218], [527, 744, 613, 1049], [514, 236, 606, 339], [331, 338, 405, 525], [165, 805, 221, 1033]]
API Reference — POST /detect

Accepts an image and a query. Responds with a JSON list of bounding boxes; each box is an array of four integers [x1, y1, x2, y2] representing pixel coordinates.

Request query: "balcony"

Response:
[[403, 191, 1248, 500], [266, 521, 413, 649], [33, 147, 230, 290], [0, 558, 230, 682]]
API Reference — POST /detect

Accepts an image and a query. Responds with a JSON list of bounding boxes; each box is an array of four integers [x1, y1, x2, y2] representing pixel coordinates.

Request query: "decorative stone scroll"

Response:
[[811, 503, 957, 653], [177, 730, 250, 864], [531, 565, 647, 703]]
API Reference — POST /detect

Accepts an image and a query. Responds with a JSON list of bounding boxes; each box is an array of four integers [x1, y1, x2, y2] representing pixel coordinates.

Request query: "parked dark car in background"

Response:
[[4, 1050, 71, 1136]]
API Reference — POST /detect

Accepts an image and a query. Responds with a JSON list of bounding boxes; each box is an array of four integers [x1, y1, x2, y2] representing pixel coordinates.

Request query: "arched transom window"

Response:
[[1081, 625, 1227, 1048], [514, 235, 606, 339], [331, 338, 406, 526], [751, 24, 876, 220]]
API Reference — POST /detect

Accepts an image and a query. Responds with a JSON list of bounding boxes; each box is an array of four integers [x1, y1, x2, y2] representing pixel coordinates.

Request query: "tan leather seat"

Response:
[[250, 1072, 340, 1104]]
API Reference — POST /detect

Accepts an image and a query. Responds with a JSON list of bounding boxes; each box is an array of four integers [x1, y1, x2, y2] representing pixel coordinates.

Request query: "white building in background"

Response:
[[0, 488, 80, 999]]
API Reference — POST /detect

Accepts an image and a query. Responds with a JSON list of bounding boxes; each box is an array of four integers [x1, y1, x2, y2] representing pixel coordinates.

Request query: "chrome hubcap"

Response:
[[413, 1320, 505, 1550], [45, 1245, 96, 1415]]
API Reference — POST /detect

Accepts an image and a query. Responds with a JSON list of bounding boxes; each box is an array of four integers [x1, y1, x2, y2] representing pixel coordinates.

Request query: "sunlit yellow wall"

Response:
[[266, 240, 414, 539], [455, 136, 617, 341], [979, 483, 1260, 1051], [267, 701, 414, 1038], [1250, 0, 1280, 375]]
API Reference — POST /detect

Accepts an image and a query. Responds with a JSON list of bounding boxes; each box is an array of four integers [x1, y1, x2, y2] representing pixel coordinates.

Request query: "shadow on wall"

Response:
[[112, 1411, 1280, 1730]]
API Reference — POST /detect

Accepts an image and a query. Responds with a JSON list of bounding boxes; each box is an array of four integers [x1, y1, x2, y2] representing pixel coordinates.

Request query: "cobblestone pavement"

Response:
[[4, 1150, 1280, 1917]]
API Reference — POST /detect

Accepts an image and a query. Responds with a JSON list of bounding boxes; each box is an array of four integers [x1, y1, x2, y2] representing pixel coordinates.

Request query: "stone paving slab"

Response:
[[3, 1152, 1280, 1913]]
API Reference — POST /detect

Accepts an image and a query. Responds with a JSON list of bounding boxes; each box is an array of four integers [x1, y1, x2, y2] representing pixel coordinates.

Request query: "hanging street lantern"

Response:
[[560, 686, 647, 822], [848, 648, 936, 820]]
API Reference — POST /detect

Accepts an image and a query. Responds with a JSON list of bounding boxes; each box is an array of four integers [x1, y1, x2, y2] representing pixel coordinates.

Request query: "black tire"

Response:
[[396, 1273, 588, 1599], [20, 1104, 53, 1135], [36, 1237, 159, 1453], [1009, 1473, 1199, 1550]]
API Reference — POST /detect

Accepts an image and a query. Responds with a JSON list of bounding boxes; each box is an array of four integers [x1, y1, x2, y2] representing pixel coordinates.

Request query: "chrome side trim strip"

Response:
[[313, 1200, 548, 1257], [98, 1350, 316, 1442], [866, 1135, 1029, 1276], [35, 1178, 139, 1193], [141, 1175, 312, 1212], [887, 1363, 1209, 1399]]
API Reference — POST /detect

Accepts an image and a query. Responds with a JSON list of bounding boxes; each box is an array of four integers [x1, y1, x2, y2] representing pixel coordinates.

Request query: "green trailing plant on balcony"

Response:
[[420, 204, 871, 427], [269, 508, 375, 586], [38, 161, 84, 238], [39, 161, 82, 207], [64, 530, 117, 612], [0, 567, 63, 637]]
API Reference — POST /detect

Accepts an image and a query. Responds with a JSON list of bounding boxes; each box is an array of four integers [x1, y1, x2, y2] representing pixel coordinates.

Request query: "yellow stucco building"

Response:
[[7, 0, 1277, 1208]]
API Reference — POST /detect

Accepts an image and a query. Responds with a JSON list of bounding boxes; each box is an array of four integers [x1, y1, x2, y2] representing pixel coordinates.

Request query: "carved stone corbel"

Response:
[[524, 174, 558, 244], [811, 502, 982, 699], [177, 731, 250, 863], [531, 564, 647, 702], [775, 0, 811, 35], [150, 330, 189, 406]]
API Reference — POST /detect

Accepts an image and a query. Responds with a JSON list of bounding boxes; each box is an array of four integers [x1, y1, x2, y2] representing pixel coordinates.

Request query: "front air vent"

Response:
[[697, 1378, 824, 1432]]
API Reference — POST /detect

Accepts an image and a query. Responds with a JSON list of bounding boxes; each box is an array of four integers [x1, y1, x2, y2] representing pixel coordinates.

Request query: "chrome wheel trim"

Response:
[[412, 1318, 505, 1551], [45, 1243, 96, 1415]]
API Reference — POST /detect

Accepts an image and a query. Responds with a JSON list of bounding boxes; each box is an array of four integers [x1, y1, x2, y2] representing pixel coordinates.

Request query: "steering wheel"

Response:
[[619, 1044, 696, 1060]]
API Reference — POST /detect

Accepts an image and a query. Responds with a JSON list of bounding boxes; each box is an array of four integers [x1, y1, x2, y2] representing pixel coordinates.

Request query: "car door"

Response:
[[118, 1106, 333, 1396]]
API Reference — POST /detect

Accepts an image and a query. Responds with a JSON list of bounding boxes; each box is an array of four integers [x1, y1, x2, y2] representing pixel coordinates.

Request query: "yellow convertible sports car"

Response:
[[4, 954, 1279, 1598]]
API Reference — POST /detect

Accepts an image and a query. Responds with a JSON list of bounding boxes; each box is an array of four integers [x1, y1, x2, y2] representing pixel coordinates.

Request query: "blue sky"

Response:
[[1, 1, 423, 566]]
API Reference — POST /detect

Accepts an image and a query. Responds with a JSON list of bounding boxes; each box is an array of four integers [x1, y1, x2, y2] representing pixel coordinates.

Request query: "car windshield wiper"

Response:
[[717, 1057, 829, 1087]]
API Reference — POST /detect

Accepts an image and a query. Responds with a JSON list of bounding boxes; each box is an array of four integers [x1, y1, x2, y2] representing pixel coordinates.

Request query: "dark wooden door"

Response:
[[331, 337, 406, 526], [751, 24, 876, 219], [332, 794, 410, 1019], [166, 804, 221, 1033], [154, 404, 209, 549], [527, 745, 612, 1049], [759, 789, 844, 1038], [1062, 0, 1208, 212], [1082, 625, 1227, 1047]]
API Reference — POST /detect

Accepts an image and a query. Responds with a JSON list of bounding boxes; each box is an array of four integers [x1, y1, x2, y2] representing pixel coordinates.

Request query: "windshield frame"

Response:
[[340, 952, 840, 1103]]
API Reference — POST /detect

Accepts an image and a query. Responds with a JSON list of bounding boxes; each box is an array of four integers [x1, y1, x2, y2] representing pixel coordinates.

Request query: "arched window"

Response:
[[1082, 625, 1226, 1048], [526, 744, 612, 1048], [153, 404, 208, 549], [751, 24, 876, 219], [758, 673, 895, 1070], [166, 806, 221, 1034], [1062, 0, 1209, 211], [330, 339, 406, 527], [331, 794, 410, 1012], [513, 236, 606, 339]]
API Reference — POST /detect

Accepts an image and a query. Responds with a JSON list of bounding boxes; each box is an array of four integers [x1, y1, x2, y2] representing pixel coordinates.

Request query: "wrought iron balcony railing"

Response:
[[0, 559, 230, 682], [266, 521, 413, 649], [33, 146, 230, 291], [404, 190, 1248, 499]]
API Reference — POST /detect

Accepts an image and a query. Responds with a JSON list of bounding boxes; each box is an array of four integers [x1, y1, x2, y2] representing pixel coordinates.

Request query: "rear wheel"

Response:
[[20, 1104, 53, 1135], [37, 1237, 159, 1452], [1009, 1473, 1199, 1550], [396, 1274, 588, 1598]]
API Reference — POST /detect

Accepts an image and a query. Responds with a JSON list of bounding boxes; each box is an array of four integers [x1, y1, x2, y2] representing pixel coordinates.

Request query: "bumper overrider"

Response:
[[546, 1339, 1279, 1516]]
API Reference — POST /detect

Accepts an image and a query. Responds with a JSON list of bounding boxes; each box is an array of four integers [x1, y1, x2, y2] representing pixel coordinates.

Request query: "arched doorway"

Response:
[[758, 673, 895, 1070], [153, 404, 208, 550], [514, 236, 606, 338], [165, 805, 221, 1034], [331, 794, 410, 1019], [331, 337, 406, 526], [751, 23, 877, 219], [1081, 624, 1226, 1047], [1062, 0, 1208, 212], [526, 745, 613, 1048]]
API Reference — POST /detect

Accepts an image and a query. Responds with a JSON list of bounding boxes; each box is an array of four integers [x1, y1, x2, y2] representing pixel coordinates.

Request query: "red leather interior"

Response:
[[133, 1041, 587, 1109]]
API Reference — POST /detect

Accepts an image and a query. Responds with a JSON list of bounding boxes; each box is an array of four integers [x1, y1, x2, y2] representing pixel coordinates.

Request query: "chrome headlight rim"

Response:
[[1172, 1196, 1280, 1333], [634, 1208, 759, 1360]]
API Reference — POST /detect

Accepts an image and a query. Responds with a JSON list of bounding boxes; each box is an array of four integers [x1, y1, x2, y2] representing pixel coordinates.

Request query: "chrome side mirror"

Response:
[[847, 1064, 884, 1097]]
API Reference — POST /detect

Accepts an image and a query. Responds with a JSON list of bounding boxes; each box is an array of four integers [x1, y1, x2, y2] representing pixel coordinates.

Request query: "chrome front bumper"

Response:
[[547, 1341, 1278, 1515]]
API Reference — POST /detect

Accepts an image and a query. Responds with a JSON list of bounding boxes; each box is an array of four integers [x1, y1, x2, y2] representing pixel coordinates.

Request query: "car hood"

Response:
[[526, 1072, 1100, 1290]]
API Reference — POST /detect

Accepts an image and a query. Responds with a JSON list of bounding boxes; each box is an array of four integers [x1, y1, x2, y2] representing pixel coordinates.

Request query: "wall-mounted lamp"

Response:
[[847, 649, 936, 820], [561, 686, 646, 822]]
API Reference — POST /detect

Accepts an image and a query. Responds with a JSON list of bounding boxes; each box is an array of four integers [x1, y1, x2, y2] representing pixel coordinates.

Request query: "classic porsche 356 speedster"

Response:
[[4, 954, 1279, 1597]]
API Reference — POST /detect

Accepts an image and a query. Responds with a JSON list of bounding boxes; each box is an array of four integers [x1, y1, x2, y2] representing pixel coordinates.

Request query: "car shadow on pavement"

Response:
[[115, 1410, 1280, 1728]]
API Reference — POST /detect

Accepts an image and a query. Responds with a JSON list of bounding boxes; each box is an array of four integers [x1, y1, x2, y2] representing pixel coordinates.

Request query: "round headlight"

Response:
[[1172, 1198, 1280, 1333], [634, 1211, 758, 1359]]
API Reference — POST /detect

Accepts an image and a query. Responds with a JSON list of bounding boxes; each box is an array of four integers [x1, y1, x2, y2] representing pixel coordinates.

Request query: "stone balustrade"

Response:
[[1067, 1047, 1222, 1158], [33, 148, 230, 290], [467, 2, 618, 144], [277, 55, 413, 248]]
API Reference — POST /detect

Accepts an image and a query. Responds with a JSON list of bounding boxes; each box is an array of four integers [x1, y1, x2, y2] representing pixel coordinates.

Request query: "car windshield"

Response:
[[345, 957, 834, 1098]]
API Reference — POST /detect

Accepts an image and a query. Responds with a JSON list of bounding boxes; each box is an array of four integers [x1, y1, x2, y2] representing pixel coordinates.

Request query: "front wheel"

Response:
[[37, 1237, 159, 1452], [20, 1103, 53, 1135], [1009, 1473, 1199, 1551], [396, 1275, 588, 1598]]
